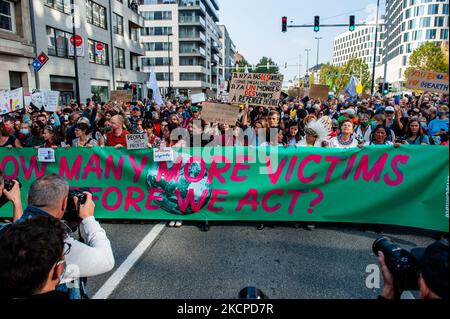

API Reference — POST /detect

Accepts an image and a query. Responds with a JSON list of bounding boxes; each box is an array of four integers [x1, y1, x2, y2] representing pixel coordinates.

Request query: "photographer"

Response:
[[0, 170, 23, 222], [0, 174, 114, 289], [377, 239, 448, 299]]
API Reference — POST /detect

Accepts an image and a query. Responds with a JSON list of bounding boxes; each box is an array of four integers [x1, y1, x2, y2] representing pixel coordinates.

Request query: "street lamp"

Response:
[[305, 49, 311, 75], [167, 32, 173, 99], [315, 37, 323, 68], [210, 62, 216, 91]]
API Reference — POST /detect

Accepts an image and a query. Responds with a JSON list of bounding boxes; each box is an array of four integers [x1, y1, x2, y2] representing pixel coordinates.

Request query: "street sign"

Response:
[[32, 52, 49, 72], [69, 35, 85, 57], [95, 42, 104, 56]]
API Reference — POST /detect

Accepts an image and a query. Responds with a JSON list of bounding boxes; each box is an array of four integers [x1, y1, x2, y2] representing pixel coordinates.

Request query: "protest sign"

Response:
[[191, 93, 206, 104], [0, 146, 448, 232], [405, 69, 449, 94], [154, 147, 174, 162], [30, 89, 60, 112], [110, 90, 133, 102], [229, 73, 284, 107], [37, 148, 55, 163], [309, 84, 330, 100], [126, 134, 149, 150], [0, 88, 24, 115], [200, 102, 240, 126]]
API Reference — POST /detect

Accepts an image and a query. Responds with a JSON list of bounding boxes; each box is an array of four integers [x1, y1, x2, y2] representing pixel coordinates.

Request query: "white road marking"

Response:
[[92, 223, 166, 299]]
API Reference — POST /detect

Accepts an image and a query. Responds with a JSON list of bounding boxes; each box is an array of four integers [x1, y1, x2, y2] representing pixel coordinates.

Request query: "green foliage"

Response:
[[405, 42, 449, 78], [234, 56, 279, 74], [327, 58, 371, 94]]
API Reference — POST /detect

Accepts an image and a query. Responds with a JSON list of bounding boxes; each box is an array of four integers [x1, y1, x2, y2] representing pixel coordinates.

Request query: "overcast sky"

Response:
[[219, 0, 386, 81]]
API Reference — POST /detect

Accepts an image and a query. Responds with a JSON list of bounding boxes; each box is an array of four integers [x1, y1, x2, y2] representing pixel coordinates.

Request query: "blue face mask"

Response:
[[372, 122, 378, 130], [420, 122, 427, 128], [19, 129, 29, 135]]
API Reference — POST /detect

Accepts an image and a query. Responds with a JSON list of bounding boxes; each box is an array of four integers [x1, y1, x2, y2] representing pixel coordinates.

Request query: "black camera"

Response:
[[0, 179, 22, 208], [63, 188, 92, 225], [373, 237, 421, 292]]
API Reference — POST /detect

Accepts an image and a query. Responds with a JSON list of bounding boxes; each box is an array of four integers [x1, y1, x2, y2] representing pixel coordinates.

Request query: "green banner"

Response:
[[0, 146, 448, 232]]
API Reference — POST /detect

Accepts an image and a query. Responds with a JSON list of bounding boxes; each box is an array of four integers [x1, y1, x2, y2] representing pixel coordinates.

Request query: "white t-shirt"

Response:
[[328, 136, 360, 149]]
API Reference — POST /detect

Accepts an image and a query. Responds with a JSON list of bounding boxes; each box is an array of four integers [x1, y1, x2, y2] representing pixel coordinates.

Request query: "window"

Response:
[[420, 17, 431, 27], [129, 24, 138, 41], [144, 42, 172, 51], [141, 26, 172, 36], [0, 0, 14, 32], [180, 73, 205, 81], [130, 53, 140, 71], [86, 0, 107, 29], [155, 73, 172, 81], [441, 29, 449, 40], [434, 16, 445, 27], [414, 5, 425, 16], [113, 13, 123, 35], [46, 26, 72, 58], [44, 0, 71, 14], [443, 4, 449, 14], [412, 30, 422, 40], [114, 47, 125, 68], [141, 11, 172, 20], [141, 57, 172, 66], [404, 32, 410, 42], [405, 8, 411, 18], [428, 4, 439, 14], [408, 19, 416, 29], [426, 29, 437, 39], [88, 39, 109, 65]]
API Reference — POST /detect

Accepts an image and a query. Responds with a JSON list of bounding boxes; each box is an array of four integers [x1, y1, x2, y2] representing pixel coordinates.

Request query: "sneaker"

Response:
[[256, 223, 265, 230], [168, 221, 175, 227], [306, 224, 316, 231], [175, 221, 182, 228], [200, 221, 209, 232]]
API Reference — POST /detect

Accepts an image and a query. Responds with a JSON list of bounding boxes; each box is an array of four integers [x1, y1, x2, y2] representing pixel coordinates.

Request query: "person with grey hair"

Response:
[[0, 174, 114, 297]]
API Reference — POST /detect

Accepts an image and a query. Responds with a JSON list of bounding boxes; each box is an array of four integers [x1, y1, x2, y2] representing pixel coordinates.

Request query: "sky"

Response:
[[219, 0, 386, 82]]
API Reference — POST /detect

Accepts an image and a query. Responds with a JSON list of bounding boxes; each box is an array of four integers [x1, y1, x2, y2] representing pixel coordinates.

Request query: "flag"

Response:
[[244, 65, 249, 74], [345, 76, 358, 97], [147, 69, 163, 106]]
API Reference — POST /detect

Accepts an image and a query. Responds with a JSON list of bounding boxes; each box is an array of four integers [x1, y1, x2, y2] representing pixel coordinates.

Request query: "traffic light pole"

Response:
[[71, 0, 81, 105], [287, 23, 380, 28], [371, 0, 381, 95]]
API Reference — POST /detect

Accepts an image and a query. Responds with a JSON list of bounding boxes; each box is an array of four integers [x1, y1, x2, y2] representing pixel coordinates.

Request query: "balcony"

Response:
[[179, 16, 206, 29], [211, 40, 221, 54], [179, 46, 206, 57], [179, 31, 206, 44], [178, 0, 206, 13]]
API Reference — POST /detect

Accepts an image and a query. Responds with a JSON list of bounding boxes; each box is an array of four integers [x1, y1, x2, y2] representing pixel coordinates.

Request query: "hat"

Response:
[[131, 105, 140, 111], [191, 106, 200, 112], [385, 106, 395, 113], [344, 108, 356, 116], [411, 240, 449, 299], [77, 117, 90, 127]]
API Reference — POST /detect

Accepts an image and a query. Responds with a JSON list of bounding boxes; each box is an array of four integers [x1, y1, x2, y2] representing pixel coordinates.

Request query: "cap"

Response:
[[411, 239, 449, 299], [385, 106, 395, 113], [131, 105, 140, 111], [191, 106, 200, 112], [344, 108, 356, 116], [77, 117, 90, 127]]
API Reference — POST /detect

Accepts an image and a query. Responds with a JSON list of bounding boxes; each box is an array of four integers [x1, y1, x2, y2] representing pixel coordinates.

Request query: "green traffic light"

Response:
[[349, 26, 355, 31], [314, 27, 319, 31]]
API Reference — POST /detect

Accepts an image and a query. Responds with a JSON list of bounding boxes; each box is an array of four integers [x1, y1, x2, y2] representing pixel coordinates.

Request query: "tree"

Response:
[[254, 57, 280, 74], [405, 42, 449, 78], [334, 58, 371, 94], [235, 57, 251, 73], [319, 63, 340, 89]]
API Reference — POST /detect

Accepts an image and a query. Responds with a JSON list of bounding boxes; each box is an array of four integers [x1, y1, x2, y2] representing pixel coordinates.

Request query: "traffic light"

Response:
[[282, 16, 287, 33], [314, 16, 320, 32], [349, 15, 355, 31], [383, 83, 390, 95], [378, 83, 383, 94]]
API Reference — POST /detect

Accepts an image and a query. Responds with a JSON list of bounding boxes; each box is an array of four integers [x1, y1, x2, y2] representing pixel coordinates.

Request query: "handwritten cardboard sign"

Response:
[[405, 69, 449, 94], [110, 90, 133, 102], [126, 134, 149, 150], [229, 73, 284, 107], [153, 147, 174, 162], [309, 84, 330, 100], [200, 102, 241, 126]]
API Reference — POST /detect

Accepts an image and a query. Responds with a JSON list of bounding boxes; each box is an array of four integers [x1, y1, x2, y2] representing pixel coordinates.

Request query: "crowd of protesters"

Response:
[[0, 91, 448, 151]]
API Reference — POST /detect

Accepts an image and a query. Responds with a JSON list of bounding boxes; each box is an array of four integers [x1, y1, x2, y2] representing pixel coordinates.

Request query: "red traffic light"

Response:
[[282, 17, 287, 33]]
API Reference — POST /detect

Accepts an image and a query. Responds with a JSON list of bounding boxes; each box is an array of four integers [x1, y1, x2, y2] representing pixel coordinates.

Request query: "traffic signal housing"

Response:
[[349, 15, 355, 31], [282, 17, 287, 33], [378, 83, 383, 94], [383, 83, 390, 95], [314, 16, 320, 32]]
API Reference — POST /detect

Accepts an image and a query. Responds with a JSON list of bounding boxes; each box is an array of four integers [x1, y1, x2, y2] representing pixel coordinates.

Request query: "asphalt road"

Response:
[[85, 221, 438, 299]]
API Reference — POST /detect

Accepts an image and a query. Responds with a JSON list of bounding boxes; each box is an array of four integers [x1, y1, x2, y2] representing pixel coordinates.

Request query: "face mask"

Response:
[[361, 121, 370, 128], [420, 122, 427, 128], [104, 126, 112, 133], [372, 122, 378, 130], [19, 129, 29, 135]]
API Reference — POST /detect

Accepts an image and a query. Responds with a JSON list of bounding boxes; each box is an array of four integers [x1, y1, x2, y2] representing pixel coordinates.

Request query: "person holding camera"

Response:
[[0, 174, 114, 295], [0, 170, 23, 222], [375, 237, 448, 299]]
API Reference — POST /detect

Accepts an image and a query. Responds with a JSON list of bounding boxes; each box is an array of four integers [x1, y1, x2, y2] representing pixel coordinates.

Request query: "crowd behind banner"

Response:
[[0, 88, 448, 151]]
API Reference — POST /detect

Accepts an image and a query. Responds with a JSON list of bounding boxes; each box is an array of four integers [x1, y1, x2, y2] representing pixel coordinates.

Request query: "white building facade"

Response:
[[218, 24, 236, 81], [383, 0, 449, 85], [139, 0, 224, 97], [333, 17, 386, 71], [31, 0, 147, 104]]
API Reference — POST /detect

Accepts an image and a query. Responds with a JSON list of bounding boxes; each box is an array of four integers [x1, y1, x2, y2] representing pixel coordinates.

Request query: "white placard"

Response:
[[31, 89, 60, 112], [153, 147, 174, 162], [126, 134, 149, 150], [190, 92, 206, 104], [0, 88, 24, 115], [38, 148, 56, 163]]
